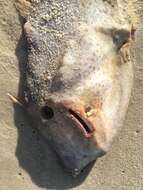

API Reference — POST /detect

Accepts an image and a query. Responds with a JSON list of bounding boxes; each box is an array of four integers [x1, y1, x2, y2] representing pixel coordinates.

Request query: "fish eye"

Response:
[[41, 106, 54, 120], [113, 29, 130, 49], [95, 27, 131, 50]]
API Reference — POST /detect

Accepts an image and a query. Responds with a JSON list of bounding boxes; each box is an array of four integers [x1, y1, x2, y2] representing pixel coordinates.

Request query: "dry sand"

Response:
[[0, 1, 143, 190]]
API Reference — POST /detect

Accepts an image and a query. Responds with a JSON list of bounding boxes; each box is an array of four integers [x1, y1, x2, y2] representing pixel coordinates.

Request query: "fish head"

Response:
[[36, 24, 134, 175], [25, 1, 135, 176]]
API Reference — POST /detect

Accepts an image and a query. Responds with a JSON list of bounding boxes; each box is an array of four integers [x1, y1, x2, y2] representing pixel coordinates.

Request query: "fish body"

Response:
[[16, 0, 140, 175]]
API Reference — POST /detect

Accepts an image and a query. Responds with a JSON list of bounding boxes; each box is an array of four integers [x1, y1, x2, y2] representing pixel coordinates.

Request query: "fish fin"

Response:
[[15, 0, 31, 18], [7, 93, 23, 107]]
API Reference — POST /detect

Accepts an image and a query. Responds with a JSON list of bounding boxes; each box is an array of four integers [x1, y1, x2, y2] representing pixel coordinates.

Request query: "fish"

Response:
[[15, 0, 141, 176]]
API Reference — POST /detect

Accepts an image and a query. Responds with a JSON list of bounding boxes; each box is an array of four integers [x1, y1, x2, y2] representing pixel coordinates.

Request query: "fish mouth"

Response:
[[38, 102, 105, 176], [40, 103, 95, 138], [69, 109, 95, 138]]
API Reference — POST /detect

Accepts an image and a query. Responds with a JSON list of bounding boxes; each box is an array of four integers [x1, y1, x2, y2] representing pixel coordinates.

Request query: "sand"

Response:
[[0, 1, 143, 190]]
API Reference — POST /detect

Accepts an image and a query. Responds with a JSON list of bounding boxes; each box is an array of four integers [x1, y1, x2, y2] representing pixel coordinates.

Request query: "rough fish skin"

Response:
[[16, 0, 140, 175]]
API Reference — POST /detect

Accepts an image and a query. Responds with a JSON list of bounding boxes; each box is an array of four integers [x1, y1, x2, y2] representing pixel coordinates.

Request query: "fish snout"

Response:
[[41, 100, 96, 139], [38, 100, 105, 175]]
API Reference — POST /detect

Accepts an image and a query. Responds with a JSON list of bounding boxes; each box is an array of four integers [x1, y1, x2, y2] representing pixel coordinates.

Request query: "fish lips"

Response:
[[39, 103, 105, 176]]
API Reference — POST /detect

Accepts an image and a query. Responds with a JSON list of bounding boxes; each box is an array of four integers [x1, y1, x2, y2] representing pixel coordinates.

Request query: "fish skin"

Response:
[[16, 0, 140, 175]]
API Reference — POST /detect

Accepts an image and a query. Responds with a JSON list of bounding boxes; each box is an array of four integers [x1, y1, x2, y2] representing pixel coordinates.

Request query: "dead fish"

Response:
[[16, 0, 141, 176]]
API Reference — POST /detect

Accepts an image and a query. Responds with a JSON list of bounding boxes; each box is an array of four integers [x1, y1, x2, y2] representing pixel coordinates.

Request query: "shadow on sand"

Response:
[[14, 16, 94, 190]]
